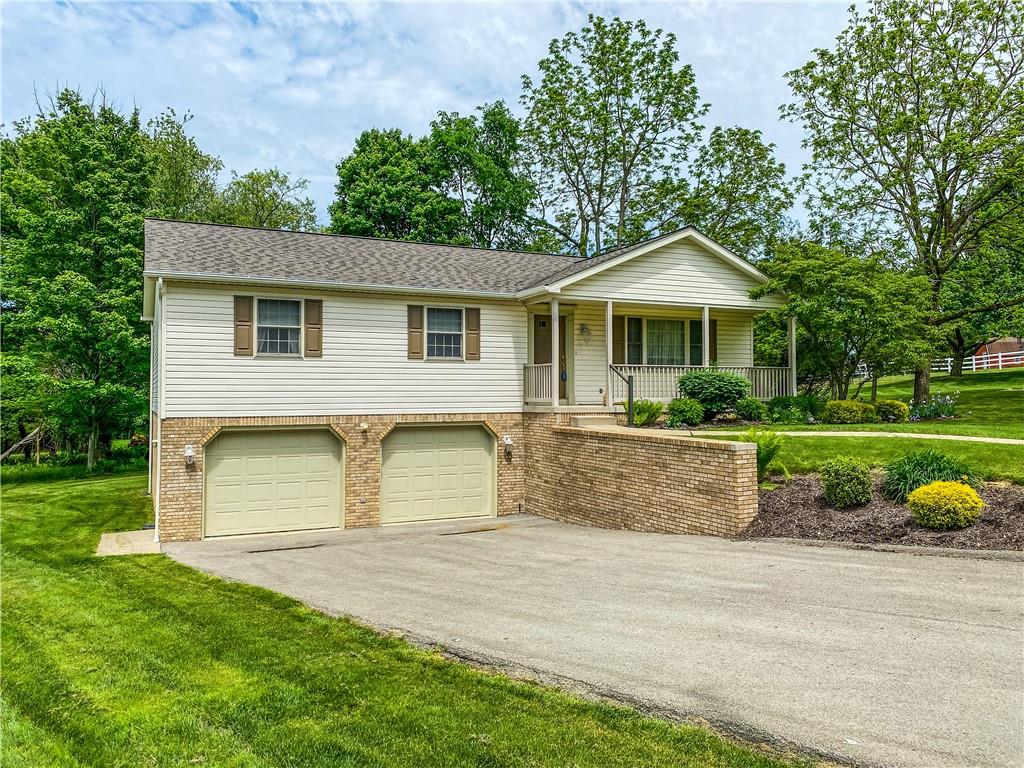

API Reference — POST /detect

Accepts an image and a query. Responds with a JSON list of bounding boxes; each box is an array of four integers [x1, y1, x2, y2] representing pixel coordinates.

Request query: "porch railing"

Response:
[[523, 363, 553, 403], [608, 365, 790, 402]]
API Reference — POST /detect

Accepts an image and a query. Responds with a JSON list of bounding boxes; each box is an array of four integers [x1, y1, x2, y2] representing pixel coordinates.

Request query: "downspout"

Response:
[[152, 277, 164, 544]]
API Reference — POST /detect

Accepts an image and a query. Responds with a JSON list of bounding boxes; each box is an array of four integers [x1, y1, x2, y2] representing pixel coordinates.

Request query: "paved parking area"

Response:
[[165, 516, 1024, 768]]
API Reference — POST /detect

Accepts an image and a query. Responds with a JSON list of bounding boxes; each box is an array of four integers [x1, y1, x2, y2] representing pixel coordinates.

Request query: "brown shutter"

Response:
[[465, 308, 480, 361], [407, 305, 424, 359], [233, 296, 253, 356], [611, 315, 625, 365], [304, 299, 323, 357], [709, 318, 718, 364]]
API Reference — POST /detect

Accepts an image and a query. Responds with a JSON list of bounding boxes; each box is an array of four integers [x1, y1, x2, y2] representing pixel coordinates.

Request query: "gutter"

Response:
[[152, 277, 164, 544]]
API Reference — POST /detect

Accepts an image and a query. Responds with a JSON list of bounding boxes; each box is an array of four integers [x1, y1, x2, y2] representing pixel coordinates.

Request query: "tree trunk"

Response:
[[18, 422, 32, 460], [949, 327, 967, 378], [87, 407, 99, 470], [871, 375, 879, 402], [913, 361, 931, 404]]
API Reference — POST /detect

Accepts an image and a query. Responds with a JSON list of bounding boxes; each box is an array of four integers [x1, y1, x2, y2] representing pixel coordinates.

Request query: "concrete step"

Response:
[[569, 415, 619, 428]]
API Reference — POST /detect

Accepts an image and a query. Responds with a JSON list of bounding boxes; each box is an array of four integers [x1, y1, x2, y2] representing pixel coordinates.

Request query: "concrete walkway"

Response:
[[165, 516, 1024, 768], [694, 429, 1024, 445]]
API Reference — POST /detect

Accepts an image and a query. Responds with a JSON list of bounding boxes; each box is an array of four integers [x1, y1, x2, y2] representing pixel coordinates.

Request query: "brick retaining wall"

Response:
[[523, 413, 758, 536]]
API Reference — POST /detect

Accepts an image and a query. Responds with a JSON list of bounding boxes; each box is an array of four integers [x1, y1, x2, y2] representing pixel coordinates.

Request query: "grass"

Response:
[[716, 435, 1024, 485], [1, 473, 808, 768]]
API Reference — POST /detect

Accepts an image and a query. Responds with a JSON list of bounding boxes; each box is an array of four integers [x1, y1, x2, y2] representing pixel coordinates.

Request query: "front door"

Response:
[[533, 315, 568, 400]]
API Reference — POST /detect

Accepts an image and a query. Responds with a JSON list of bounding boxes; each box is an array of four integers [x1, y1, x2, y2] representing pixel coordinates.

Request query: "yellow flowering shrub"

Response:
[[907, 481, 984, 530]]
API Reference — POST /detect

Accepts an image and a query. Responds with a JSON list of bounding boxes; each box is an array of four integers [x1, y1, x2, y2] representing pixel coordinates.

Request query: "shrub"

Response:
[[678, 370, 750, 419], [907, 481, 984, 530], [909, 392, 958, 421], [875, 399, 910, 423], [882, 449, 979, 502], [766, 394, 825, 424], [734, 397, 767, 422], [739, 428, 788, 481], [821, 399, 877, 424], [631, 399, 664, 426], [666, 397, 704, 427], [820, 456, 872, 508]]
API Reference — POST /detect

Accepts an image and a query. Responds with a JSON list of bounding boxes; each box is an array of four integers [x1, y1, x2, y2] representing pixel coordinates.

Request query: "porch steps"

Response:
[[569, 415, 619, 428]]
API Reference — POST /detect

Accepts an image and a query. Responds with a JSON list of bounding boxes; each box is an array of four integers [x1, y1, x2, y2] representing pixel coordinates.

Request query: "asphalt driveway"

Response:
[[165, 516, 1024, 768]]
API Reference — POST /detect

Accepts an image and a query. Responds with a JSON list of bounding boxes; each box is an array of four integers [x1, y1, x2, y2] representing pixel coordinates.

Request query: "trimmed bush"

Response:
[[678, 370, 750, 419], [821, 399, 877, 424], [632, 399, 664, 427], [907, 481, 984, 530], [738, 428, 787, 481], [734, 397, 767, 422], [882, 449, 979, 502], [666, 397, 704, 428], [820, 456, 872, 508], [875, 399, 910, 423], [768, 394, 826, 418]]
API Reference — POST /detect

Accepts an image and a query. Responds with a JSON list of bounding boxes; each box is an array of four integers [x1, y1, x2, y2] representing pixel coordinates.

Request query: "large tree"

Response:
[[146, 109, 223, 221], [429, 102, 534, 249], [213, 168, 317, 231], [329, 128, 464, 242], [654, 126, 794, 260], [753, 241, 932, 399], [520, 15, 706, 256], [783, 0, 1024, 401], [1, 90, 151, 465]]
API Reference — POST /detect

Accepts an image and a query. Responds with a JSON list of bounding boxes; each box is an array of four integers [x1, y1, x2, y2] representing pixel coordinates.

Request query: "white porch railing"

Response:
[[609, 365, 790, 402], [523, 363, 553, 403]]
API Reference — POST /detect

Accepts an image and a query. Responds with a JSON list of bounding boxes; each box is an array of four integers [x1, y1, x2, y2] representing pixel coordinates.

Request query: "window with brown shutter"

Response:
[[465, 307, 480, 360], [304, 299, 323, 357], [233, 295, 253, 356], [407, 305, 424, 359], [611, 315, 625, 364], [710, 318, 718, 364]]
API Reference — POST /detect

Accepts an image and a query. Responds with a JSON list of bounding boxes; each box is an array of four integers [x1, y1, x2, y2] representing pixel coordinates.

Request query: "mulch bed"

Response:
[[741, 475, 1024, 551]]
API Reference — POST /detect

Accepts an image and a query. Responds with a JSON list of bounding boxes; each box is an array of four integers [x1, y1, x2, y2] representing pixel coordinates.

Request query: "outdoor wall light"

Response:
[[183, 444, 195, 465], [579, 323, 592, 343], [359, 422, 369, 432], [502, 434, 513, 462]]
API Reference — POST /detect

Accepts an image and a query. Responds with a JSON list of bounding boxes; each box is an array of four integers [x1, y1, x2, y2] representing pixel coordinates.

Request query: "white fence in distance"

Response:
[[856, 350, 1024, 378]]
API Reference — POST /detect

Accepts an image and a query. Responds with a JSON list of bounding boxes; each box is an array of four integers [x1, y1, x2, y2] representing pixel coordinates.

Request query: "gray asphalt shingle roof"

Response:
[[144, 219, 585, 295]]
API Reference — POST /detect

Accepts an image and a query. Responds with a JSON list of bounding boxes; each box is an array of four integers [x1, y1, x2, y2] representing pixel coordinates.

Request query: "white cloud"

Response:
[[2, 1, 849, 224]]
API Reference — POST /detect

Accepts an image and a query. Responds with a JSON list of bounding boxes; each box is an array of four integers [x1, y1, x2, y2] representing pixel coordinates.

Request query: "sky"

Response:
[[2, 1, 852, 225]]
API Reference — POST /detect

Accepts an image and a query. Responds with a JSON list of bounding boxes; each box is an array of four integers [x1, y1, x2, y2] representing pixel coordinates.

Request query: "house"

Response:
[[143, 219, 792, 542]]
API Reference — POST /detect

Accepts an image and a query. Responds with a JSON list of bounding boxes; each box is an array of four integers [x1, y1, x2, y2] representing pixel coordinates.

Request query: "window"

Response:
[[626, 317, 643, 364], [257, 298, 301, 355], [647, 319, 686, 365], [689, 319, 703, 365], [426, 307, 463, 358]]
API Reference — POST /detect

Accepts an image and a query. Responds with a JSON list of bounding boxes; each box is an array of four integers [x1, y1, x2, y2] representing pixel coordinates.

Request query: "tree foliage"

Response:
[[146, 109, 223, 221], [783, 0, 1024, 396], [214, 168, 317, 231], [1, 90, 151, 464], [520, 15, 706, 256], [753, 241, 933, 399]]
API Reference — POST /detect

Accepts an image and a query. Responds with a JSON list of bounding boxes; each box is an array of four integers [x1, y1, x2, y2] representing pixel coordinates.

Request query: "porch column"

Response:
[[550, 297, 560, 408], [605, 300, 613, 405], [787, 315, 798, 396], [701, 306, 711, 367]]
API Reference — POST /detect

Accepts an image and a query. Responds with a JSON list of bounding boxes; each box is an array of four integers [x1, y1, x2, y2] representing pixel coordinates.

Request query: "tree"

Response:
[[656, 126, 794, 260], [329, 128, 464, 242], [213, 168, 317, 231], [1, 90, 151, 466], [783, 0, 1024, 401], [521, 15, 706, 256], [429, 102, 534, 249], [146, 109, 223, 221], [752, 241, 932, 399]]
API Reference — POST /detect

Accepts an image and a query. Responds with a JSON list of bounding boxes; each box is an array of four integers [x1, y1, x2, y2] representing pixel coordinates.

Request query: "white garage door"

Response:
[[204, 430, 343, 537], [381, 425, 495, 524]]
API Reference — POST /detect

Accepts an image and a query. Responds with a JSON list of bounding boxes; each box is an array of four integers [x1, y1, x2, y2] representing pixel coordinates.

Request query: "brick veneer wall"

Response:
[[157, 412, 525, 541], [523, 413, 758, 537]]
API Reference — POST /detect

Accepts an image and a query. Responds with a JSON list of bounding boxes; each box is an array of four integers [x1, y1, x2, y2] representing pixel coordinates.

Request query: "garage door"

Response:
[[381, 425, 494, 524], [205, 430, 343, 537]]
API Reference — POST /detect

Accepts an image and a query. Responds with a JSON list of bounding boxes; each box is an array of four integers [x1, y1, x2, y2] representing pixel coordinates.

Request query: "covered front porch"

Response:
[[522, 299, 796, 407]]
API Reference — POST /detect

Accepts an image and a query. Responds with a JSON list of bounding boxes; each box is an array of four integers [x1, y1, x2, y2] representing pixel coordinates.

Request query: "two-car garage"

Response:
[[203, 425, 496, 537]]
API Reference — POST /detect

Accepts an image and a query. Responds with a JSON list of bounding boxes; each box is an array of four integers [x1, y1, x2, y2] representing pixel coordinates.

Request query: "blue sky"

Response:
[[2, 1, 851, 225]]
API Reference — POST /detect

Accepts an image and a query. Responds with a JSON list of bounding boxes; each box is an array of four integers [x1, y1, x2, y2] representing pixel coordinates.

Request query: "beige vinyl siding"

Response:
[[162, 283, 528, 417], [558, 240, 783, 310], [712, 309, 755, 366], [572, 303, 609, 406]]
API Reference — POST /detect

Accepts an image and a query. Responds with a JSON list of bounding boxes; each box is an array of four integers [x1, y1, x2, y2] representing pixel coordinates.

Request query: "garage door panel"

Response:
[[381, 426, 494, 524], [205, 430, 342, 537]]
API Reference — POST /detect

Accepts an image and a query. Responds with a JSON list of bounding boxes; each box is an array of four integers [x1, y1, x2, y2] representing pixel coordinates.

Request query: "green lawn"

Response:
[[723, 369, 1024, 439], [718, 435, 1024, 484], [1, 474, 807, 768]]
